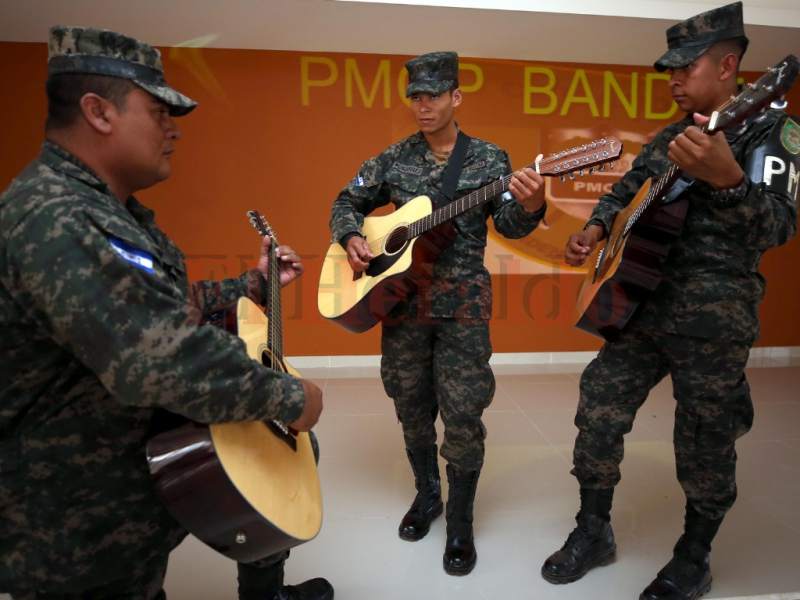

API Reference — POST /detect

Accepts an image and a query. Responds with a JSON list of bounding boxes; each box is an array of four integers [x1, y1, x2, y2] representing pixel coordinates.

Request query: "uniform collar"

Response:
[[40, 140, 111, 195], [40, 140, 156, 224]]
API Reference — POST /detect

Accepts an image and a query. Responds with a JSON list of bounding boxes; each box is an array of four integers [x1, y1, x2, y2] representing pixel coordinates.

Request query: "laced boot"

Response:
[[443, 464, 479, 576], [640, 505, 722, 600], [541, 488, 616, 584], [398, 444, 443, 541]]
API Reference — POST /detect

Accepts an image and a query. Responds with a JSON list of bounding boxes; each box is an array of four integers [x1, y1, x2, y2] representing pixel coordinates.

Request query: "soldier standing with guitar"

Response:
[[543, 3, 799, 599], [0, 27, 331, 600], [329, 51, 546, 575]]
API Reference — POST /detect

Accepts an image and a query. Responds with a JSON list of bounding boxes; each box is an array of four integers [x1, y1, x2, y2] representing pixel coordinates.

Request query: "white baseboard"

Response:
[[287, 346, 800, 378]]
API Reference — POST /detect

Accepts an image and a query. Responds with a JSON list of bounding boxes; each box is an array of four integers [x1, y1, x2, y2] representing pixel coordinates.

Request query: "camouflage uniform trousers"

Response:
[[381, 315, 495, 472], [10, 554, 168, 600], [572, 323, 754, 520]]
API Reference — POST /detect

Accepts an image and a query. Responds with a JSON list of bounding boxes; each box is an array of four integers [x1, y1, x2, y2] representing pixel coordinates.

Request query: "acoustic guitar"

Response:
[[318, 137, 623, 333], [576, 54, 799, 340], [147, 211, 322, 563]]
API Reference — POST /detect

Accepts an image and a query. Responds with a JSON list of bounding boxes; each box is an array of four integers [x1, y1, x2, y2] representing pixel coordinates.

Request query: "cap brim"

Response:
[[653, 44, 711, 72], [135, 80, 197, 116], [406, 79, 456, 97]]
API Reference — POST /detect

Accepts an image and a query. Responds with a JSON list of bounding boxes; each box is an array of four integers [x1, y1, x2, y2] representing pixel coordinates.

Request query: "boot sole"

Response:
[[695, 577, 712, 599], [638, 575, 711, 600], [443, 555, 476, 576], [398, 503, 443, 541], [541, 546, 617, 584]]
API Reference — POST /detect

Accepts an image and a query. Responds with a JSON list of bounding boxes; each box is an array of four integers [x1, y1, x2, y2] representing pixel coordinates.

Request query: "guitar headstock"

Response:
[[709, 54, 799, 133], [537, 137, 623, 178], [247, 210, 279, 245]]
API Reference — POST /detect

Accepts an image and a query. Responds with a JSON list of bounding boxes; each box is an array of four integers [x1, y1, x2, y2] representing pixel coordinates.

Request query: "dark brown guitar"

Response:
[[146, 211, 322, 563], [319, 137, 623, 333], [576, 55, 799, 340]]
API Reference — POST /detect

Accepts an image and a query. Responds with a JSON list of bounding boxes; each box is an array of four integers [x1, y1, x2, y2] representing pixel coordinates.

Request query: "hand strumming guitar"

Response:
[[345, 235, 374, 273], [288, 379, 323, 431], [565, 224, 605, 267]]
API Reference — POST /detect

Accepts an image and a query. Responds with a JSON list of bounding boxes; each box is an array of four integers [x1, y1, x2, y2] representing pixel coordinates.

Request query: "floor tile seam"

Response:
[[507, 393, 573, 467]]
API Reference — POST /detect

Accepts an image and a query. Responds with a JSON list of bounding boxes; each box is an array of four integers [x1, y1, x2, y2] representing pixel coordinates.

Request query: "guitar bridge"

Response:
[[592, 247, 606, 284], [267, 420, 298, 452]]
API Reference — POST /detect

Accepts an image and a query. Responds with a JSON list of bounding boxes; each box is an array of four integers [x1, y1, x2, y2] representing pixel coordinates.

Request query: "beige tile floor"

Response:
[[3, 360, 798, 600], [162, 360, 800, 600]]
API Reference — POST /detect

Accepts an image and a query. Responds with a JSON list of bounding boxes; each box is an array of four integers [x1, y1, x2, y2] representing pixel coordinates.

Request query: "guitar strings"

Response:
[[352, 139, 617, 262]]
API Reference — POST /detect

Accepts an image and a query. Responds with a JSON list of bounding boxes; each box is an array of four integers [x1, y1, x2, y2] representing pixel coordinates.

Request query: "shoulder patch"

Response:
[[350, 173, 365, 187], [780, 118, 800, 155], [108, 236, 155, 274]]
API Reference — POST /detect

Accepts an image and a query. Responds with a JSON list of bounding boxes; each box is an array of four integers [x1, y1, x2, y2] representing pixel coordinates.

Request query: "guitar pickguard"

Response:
[[365, 240, 410, 277]]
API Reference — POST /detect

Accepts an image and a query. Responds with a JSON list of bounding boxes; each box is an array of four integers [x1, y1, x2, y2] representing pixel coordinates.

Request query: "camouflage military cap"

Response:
[[405, 51, 459, 97], [47, 25, 197, 116], [654, 1, 748, 72]]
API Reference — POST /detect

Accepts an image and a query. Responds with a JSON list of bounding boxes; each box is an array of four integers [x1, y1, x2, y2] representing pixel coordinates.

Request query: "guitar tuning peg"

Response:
[[560, 175, 566, 183], [568, 172, 576, 180], [588, 167, 595, 174]]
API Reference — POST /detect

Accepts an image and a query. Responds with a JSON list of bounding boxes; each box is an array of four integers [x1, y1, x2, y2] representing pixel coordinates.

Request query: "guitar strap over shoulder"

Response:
[[438, 129, 471, 207]]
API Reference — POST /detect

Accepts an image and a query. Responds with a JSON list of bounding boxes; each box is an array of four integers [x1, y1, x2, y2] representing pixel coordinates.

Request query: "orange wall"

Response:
[[1, 42, 798, 356]]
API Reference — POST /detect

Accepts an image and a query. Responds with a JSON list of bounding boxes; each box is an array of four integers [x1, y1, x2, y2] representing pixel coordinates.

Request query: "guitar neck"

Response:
[[267, 243, 284, 363], [407, 172, 517, 239], [637, 111, 742, 219], [247, 210, 285, 364], [405, 137, 622, 240]]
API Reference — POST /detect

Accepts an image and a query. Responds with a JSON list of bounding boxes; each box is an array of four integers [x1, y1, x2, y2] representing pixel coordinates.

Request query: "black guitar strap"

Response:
[[437, 129, 471, 207]]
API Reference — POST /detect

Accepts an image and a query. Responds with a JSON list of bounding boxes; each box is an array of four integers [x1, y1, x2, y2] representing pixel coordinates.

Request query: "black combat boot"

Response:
[[398, 444, 443, 541], [238, 552, 334, 600], [443, 464, 479, 576], [541, 487, 616, 584], [272, 579, 334, 600], [640, 505, 723, 600]]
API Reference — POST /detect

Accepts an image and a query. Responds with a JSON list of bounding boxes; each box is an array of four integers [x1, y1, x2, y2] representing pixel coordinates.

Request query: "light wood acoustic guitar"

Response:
[[147, 210, 322, 563], [576, 54, 799, 340], [318, 137, 623, 333]]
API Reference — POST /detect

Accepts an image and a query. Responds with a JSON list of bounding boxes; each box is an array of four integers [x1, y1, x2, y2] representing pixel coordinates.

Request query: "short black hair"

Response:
[[45, 73, 136, 130], [710, 36, 749, 70]]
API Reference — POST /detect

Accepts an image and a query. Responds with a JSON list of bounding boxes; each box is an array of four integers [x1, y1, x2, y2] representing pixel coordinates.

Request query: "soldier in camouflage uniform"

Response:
[[541, 3, 799, 599], [0, 26, 333, 600], [329, 51, 546, 575]]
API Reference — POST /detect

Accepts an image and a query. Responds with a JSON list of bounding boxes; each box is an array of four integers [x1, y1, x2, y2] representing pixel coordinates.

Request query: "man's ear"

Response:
[[79, 93, 114, 134], [451, 88, 463, 108], [718, 52, 739, 83]]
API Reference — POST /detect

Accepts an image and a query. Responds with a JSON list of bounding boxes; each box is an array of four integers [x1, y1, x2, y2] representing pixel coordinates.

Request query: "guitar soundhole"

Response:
[[384, 226, 409, 255]]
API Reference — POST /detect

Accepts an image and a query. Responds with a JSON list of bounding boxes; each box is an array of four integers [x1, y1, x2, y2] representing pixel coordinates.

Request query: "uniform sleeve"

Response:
[[490, 149, 544, 239], [329, 154, 392, 245], [189, 269, 268, 316], [6, 204, 305, 425], [706, 114, 799, 250]]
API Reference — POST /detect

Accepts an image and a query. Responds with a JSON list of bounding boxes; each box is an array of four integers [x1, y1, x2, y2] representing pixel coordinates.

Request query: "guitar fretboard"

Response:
[[408, 174, 513, 239], [406, 138, 619, 240]]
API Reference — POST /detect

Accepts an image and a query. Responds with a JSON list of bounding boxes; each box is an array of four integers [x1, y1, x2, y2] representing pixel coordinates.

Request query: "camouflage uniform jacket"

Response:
[[587, 109, 798, 342], [330, 131, 544, 319], [0, 141, 306, 591]]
